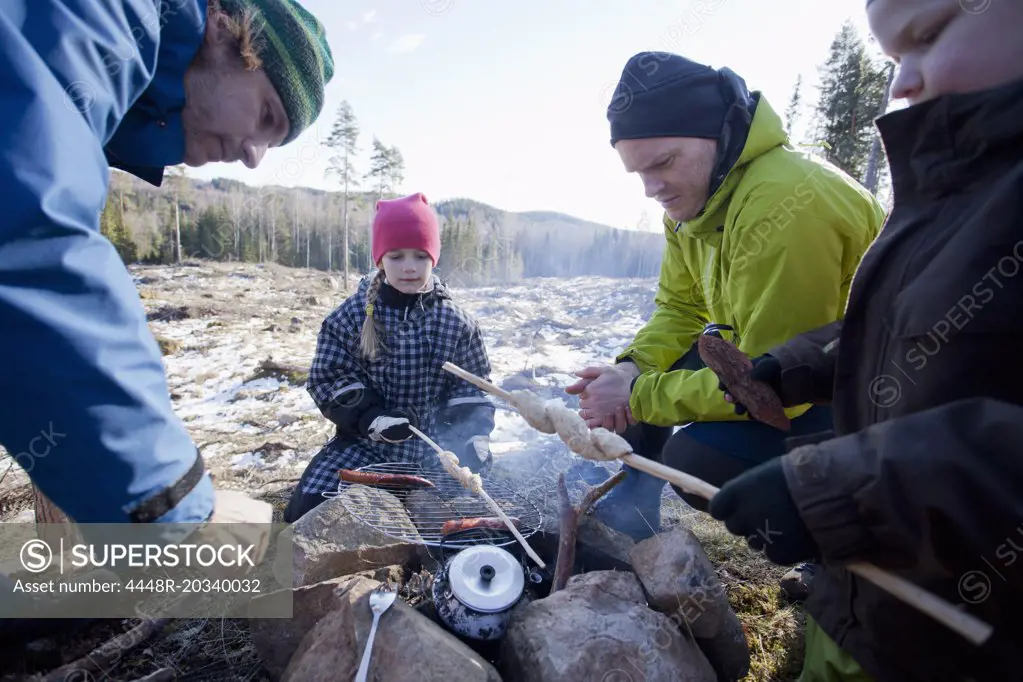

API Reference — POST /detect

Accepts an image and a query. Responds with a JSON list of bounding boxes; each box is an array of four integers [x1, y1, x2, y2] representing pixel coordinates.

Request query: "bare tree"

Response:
[[165, 165, 190, 263]]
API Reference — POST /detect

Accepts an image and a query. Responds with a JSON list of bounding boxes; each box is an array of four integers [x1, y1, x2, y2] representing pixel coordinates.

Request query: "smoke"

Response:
[[485, 435, 622, 532], [424, 389, 623, 530]]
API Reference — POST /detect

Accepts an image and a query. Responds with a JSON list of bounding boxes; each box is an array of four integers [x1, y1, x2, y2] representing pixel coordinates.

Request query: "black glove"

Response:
[[359, 407, 418, 444], [321, 387, 382, 436], [717, 354, 784, 416], [707, 457, 819, 566]]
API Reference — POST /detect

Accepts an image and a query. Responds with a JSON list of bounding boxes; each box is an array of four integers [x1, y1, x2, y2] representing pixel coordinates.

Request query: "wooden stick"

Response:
[[681, 479, 992, 645], [440, 361, 995, 647], [407, 424, 445, 456], [39, 618, 172, 682], [409, 425, 546, 569], [551, 470, 626, 594], [479, 489, 546, 570], [442, 362, 722, 498], [620, 453, 719, 500], [442, 361, 516, 402]]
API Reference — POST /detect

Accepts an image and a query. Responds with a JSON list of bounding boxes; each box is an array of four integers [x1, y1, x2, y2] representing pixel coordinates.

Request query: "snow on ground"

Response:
[[0, 261, 660, 503]]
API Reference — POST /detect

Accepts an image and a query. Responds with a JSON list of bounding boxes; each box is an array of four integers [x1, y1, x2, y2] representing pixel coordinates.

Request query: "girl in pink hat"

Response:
[[285, 193, 497, 522]]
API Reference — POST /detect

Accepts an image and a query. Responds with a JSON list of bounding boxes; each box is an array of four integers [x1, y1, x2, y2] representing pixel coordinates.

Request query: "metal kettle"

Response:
[[432, 545, 529, 641]]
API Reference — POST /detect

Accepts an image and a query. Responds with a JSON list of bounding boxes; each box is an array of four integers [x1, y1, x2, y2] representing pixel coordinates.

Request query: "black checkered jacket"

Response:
[[299, 272, 496, 495]]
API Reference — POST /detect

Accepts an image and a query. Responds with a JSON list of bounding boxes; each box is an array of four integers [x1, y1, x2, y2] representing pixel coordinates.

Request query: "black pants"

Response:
[[284, 441, 346, 523], [284, 482, 326, 524]]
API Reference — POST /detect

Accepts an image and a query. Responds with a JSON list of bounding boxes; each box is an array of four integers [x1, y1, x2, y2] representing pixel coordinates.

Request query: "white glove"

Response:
[[367, 414, 413, 443]]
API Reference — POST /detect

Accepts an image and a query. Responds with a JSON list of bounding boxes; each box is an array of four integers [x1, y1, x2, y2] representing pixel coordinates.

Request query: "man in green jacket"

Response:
[[567, 51, 885, 593]]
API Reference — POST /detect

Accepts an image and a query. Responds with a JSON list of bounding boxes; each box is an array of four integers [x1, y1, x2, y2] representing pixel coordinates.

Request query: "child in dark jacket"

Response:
[[711, 1, 1023, 680], [285, 193, 496, 523]]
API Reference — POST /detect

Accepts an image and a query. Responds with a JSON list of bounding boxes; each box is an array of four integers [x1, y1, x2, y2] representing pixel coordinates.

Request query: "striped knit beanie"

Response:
[[219, 0, 334, 145]]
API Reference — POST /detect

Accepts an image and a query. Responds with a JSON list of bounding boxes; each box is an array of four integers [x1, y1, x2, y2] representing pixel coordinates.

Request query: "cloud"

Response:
[[348, 9, 376, 31], [371, 31, 383, 42], [386, 34, 425, 53]]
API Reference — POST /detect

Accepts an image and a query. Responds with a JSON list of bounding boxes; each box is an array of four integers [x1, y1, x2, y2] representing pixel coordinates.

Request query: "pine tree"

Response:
[[100, 195, 138, 263], [862, 61, 896, 194], [325, 101, 360, 283], [387, 145, 405, 193], [195, 206, 226, 259], [364, 138, 406, 203], [785, 74, 803, 139], [366, 137, 393, 199], [811, 21, 889, 181]]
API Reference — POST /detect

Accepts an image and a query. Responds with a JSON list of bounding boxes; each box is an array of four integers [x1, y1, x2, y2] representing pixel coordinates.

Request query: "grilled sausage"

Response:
[[338, 469, 436, 489], [441, 517, 521, 535]]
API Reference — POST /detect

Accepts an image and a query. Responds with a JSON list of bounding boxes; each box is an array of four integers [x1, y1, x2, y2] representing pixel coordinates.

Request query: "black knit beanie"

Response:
[[607, 52, 729, 146], [607, 51, 759, 202]]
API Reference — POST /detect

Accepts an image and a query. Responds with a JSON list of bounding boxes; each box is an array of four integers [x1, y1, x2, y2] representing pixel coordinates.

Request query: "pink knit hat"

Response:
[[371, 193, 441, 266]]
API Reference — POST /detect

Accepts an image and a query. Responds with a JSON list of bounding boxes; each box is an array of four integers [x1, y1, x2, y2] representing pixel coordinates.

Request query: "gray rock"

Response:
[[248, 566, 409, 680], [500, 570, 716, 682], [576, 514, 635, 571], [282, 577, 502, 682], [566, 569, 647, 602], [628, 526, 733, 639], [248, 575, 362, 680], [694, 609, 752, 682], [287, 489, 424, 587]]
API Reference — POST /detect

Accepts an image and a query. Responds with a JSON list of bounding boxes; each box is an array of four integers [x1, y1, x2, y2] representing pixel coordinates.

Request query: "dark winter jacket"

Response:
[[769, 77, 1023, 681], [0, 0, 214, 523], [300, 274, 496, 492]]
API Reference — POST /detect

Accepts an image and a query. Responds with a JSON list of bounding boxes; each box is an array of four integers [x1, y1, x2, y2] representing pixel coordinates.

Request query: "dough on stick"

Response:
[[509, 390, 556, 433], [546, 402, 604, 459], [438, 450, 483, 494], [590, 428, 632, 460], [507, 390, 630, 461]]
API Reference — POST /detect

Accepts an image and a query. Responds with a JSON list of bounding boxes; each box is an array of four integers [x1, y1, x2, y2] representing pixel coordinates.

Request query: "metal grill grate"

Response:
[[324, 461, 543, 550]]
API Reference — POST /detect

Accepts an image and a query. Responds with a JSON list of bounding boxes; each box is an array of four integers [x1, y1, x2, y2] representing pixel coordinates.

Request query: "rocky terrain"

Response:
[[0, 261, 806, 681]]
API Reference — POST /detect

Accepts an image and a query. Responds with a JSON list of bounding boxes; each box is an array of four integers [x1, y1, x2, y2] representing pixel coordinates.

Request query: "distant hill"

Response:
[[101, 172, 664, 283], [430, 198, 664, 279]]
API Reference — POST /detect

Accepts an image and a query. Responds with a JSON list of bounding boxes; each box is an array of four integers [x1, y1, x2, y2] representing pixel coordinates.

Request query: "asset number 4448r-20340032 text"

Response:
[[123, 578, 263, 594]]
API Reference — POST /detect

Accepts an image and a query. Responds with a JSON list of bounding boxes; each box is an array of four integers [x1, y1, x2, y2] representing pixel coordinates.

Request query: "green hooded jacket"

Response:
[[619, 96, 886, 426]]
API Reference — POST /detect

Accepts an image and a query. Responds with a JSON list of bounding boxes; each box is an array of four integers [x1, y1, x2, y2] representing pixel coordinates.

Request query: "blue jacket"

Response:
[[0, 0, 215, 523]]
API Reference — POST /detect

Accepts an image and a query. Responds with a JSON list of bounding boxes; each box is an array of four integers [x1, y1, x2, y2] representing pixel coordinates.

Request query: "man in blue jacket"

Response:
[[0, 0, 333, 528]]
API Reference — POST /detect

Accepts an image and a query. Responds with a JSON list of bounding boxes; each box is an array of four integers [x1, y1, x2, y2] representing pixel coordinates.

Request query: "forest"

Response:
[[100, 20, 893, 287]]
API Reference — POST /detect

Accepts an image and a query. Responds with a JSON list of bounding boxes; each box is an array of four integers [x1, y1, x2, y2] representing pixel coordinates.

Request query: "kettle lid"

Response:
[[448, 545, 524, 613]]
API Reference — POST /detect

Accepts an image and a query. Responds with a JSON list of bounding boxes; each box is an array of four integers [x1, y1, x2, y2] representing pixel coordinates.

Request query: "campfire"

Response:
[[243, 358, 982, 680], [327, 459, 550, 643], [247, 443, 751, 681], [240, 361, 759, 680]]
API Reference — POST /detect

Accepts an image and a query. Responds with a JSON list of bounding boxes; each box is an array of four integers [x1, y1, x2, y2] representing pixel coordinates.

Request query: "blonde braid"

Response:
[[359, 269, 387, 361]]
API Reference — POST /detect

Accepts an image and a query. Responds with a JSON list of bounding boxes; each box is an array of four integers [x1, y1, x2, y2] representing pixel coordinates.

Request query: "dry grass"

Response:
[[675, 507, 806, 682]]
